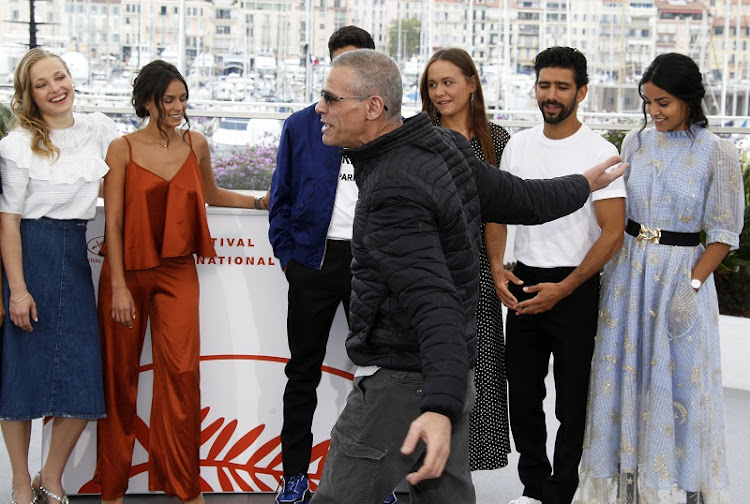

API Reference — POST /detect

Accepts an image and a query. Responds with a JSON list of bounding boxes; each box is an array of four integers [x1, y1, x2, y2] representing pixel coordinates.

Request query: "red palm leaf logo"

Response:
[[78, 406, 330, 494]]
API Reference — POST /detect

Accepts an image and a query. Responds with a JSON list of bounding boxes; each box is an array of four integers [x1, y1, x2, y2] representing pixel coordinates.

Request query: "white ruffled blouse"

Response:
[[0, 112, 118, 220]]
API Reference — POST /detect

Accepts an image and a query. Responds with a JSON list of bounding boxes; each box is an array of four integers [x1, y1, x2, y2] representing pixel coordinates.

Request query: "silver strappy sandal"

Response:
[[35, 473, 69, 504], [10, 485, 38, 504]]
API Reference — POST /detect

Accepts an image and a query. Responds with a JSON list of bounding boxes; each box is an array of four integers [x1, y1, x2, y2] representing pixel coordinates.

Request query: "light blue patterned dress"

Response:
[[575, 125, 744, 504]]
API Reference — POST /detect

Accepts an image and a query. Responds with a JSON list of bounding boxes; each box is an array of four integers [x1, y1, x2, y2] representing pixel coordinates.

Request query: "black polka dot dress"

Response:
[[433, 117, 511, 470], [469, 122, 512, 471]]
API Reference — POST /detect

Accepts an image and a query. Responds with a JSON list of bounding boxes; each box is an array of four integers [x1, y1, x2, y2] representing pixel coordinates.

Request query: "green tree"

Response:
[[0, 103, 14, 138], [388, 18, 421, 61]]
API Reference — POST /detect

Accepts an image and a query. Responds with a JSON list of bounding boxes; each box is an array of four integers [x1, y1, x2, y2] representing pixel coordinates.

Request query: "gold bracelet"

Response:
[[10, 292, 29, 304]]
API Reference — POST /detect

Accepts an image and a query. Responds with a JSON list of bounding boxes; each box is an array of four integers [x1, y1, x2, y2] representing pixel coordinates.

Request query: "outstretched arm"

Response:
[[471, 143, 626, 225], [193, 132, 266, 209]]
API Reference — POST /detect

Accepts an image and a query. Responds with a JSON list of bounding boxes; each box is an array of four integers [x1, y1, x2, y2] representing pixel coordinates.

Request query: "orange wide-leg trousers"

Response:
[[95, 255, 202, 501]]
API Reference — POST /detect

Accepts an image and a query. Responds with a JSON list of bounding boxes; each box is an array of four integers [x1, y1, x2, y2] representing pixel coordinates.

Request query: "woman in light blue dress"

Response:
[[576, 53, 744, 504]]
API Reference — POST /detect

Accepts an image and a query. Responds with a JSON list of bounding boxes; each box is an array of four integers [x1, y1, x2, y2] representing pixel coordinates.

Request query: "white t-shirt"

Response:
[[326, 157, 357, 241], [500, 123, 626, 268], [0, 112, 118, 220]]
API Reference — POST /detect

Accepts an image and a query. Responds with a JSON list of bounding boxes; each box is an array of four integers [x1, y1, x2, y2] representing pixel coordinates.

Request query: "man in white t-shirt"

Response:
[[495, 47, 626, 504]]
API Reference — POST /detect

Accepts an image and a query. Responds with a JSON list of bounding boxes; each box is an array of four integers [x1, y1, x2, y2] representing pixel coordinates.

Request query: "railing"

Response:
[[71, 99, 750, 136]]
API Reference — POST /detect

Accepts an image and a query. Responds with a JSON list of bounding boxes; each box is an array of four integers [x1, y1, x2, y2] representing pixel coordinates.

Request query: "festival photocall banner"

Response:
[[45, 206, 354, 495]]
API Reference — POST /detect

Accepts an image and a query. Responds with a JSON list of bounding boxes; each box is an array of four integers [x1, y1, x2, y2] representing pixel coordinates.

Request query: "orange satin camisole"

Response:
[[120, 133, 216, 270]]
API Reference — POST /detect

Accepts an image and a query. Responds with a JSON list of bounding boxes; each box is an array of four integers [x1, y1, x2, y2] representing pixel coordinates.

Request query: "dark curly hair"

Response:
[[638, 52, 707, 138], [131, 60, 191, 146], [534, 46, 589, 89]]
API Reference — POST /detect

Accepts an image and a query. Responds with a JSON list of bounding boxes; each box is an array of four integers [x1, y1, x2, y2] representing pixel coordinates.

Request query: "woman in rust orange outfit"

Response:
[[94, 60, 267, 504]]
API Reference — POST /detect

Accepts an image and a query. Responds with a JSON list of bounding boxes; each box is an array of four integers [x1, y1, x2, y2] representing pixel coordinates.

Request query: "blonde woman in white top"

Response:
[[0, 48, 118, 504]]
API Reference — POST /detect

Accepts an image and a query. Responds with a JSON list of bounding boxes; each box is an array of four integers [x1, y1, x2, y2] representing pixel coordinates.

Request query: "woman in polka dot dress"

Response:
[[420, 47, 512, 471]]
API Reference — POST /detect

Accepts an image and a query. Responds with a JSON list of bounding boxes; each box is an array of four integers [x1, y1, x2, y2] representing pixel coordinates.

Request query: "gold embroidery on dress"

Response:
[[650, 159, 664, 176], [672, 401, 688, 425], [708, 204, 731, 222], [621, 436, 635, 456], [729, 170, 741, 192], [677, 206, 694, 222], [690, 366, 701, 386], [653, 455, 669, 480], [603, 355, 618, 364], [601, 309, 617, 328], [656, 133, 669, 148], [675, 444, 685, 459], [627, 295, 638, 314], [624, 336, 635, 353]]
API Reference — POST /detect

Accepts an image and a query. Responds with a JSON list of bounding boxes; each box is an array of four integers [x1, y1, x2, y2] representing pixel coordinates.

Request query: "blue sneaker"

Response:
[[275, 473, 312, 504], [384, 491, 398, 503]]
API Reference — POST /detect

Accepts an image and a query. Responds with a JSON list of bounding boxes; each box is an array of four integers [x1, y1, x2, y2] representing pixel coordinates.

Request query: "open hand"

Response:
[[583, 155, 628, 192], [400, 412, 452, 485]]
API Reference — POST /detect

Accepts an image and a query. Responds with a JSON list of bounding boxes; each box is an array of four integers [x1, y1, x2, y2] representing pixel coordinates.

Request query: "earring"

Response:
[[470, 92, 475, 103]]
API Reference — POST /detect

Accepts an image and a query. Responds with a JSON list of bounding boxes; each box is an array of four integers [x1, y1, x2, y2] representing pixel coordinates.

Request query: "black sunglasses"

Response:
[[320, 90, 389, 111]]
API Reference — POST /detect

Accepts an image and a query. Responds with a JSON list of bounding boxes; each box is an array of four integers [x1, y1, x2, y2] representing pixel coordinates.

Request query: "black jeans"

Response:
[[280, 239, 352, 476], [506, 262, 600, 504]]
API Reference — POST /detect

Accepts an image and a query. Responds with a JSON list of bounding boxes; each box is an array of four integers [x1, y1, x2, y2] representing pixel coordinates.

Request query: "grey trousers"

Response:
[[311, 368, 476, 504]]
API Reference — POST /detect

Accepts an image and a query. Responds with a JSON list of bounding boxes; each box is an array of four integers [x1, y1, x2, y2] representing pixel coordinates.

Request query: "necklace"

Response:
[[142, 132, 171, 148], [148, 139, 169, 148]]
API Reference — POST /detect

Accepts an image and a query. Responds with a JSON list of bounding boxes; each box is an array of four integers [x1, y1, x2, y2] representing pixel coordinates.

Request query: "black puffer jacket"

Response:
[[345, 112, 590, 421]]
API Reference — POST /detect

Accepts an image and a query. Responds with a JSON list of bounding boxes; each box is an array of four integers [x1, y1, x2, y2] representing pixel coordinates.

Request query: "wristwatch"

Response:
[[690, 278, 702, 290]]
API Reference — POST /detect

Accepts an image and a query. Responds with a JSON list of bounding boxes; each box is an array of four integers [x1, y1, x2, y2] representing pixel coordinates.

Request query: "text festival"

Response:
[[196, 236, 276, 266]]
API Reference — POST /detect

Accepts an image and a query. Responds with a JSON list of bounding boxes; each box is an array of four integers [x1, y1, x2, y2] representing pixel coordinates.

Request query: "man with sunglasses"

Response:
[[308, 49, 626, 504], [269, 26, 398, 504]]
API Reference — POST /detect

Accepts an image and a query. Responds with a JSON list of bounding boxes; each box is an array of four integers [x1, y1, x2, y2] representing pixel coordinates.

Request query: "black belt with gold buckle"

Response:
[[626, 219, 700, 246]]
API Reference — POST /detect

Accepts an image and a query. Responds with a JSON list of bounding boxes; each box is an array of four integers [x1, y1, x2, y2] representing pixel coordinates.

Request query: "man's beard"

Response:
[[538, 98, 576, 125]]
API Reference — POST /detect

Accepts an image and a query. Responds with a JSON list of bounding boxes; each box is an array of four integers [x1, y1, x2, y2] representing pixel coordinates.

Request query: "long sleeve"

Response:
[[468, 140, 591, 225], [268, 117, 296, 268]]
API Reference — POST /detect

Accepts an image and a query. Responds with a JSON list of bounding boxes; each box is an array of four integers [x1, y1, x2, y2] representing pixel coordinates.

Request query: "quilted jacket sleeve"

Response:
[[456, 135, 591, 225]]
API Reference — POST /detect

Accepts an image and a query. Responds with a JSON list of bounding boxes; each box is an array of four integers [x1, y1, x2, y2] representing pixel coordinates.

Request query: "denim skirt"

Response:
[[1, 217, 105, 420]]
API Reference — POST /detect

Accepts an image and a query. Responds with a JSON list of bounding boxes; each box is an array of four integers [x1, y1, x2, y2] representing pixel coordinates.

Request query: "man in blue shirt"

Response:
[[268, 26, 398, 504]]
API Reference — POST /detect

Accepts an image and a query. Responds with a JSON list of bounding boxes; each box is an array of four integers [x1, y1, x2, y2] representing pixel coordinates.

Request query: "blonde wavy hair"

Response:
[[11, 48, 73, 159]]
